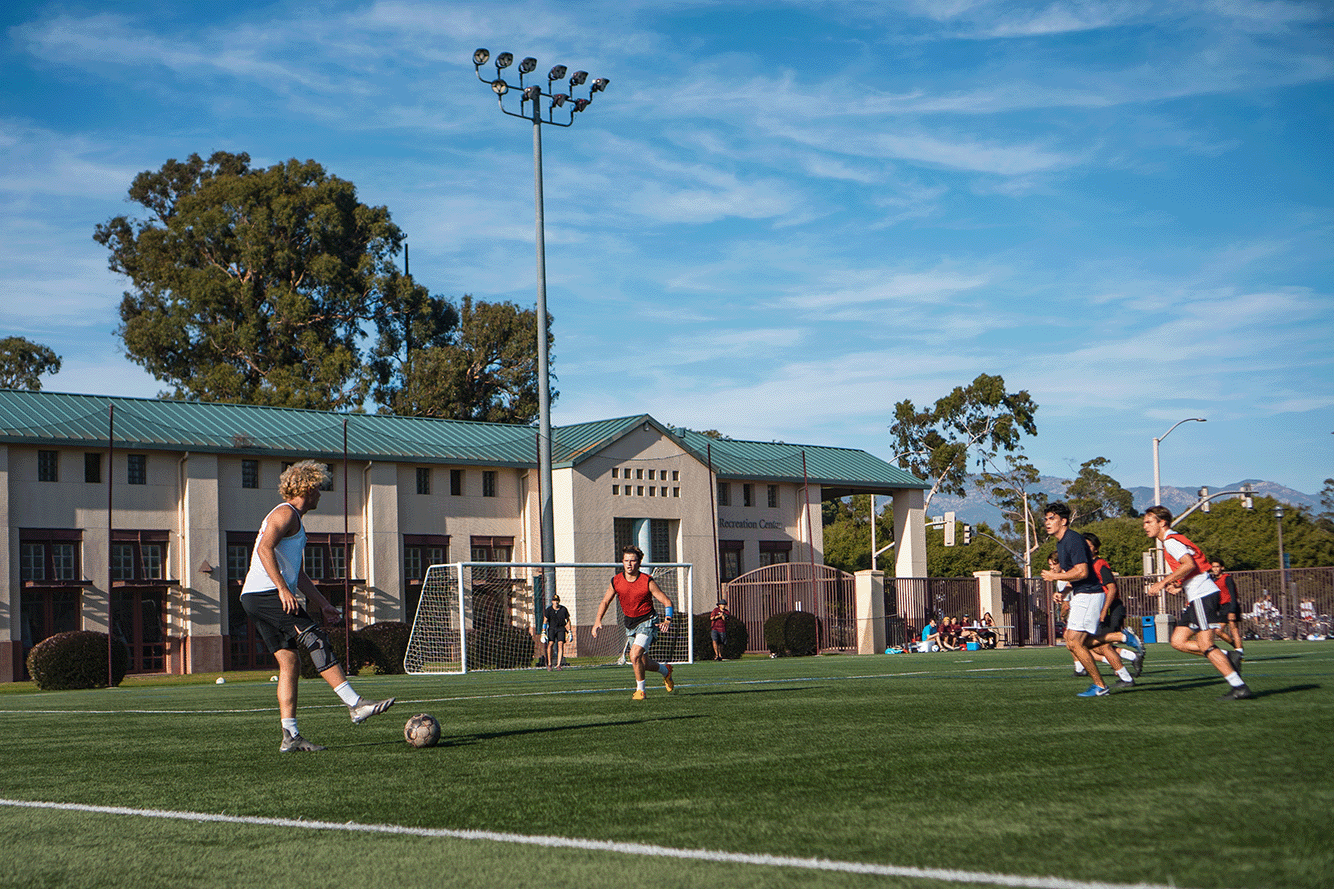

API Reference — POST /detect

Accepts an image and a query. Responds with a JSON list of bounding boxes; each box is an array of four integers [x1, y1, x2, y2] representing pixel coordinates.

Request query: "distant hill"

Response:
[[926, 477, 1318, 529]]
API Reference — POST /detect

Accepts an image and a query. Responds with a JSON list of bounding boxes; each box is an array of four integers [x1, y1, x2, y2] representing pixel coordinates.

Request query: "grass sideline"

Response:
[[1, 641, 1331, 889]]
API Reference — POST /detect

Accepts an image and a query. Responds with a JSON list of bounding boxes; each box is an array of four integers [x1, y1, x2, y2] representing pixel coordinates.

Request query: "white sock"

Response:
[[1074, 664, 1087, 675], [1116, 667, 1133, 682], [636, 679, 645, 692], [333, 681, 361, 707], [1236, 648, 1244, 656], [281, 717, 299, 736], [1224, 672, 1245, 687]]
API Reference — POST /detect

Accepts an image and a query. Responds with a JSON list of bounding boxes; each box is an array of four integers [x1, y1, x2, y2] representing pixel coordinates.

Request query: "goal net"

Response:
[[404, 562, 694, 674]]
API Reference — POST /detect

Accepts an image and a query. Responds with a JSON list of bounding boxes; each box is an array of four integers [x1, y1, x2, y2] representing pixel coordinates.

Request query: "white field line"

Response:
[[0, 798, 1204, 889]]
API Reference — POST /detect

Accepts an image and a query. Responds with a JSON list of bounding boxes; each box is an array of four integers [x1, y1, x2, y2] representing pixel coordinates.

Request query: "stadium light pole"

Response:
[[1274, 504, 1289, 636], [473, 50, 610, 579], [1151, 417, 1206, 613]]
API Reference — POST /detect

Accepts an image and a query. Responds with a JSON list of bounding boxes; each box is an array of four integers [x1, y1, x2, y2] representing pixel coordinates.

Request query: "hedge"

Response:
[[763, 610, 820, 657], [26, 631, 129, 690]]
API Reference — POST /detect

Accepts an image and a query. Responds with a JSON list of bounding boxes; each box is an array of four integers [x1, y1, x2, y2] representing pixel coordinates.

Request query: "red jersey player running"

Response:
[[1144, 506, 1251, 700], [592, 545, 678, 700]]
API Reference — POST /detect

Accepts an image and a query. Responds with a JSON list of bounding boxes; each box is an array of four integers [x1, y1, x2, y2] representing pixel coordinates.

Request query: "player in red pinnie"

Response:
[[592, 545, 678, 700]]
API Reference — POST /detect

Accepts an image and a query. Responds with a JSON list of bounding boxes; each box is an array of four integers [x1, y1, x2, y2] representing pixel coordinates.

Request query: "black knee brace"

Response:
[[297, 626, 341, 673], [1202, 645, 1218, 656]]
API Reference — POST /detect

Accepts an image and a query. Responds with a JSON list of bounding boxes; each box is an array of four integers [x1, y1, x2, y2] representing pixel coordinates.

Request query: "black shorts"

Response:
[[1096, 599, 1126, 636], [1221, 598, 1242, 620], [1179, 592, 1224, 632], [240, 591, 319, 654], [547, 627, 567, 643]]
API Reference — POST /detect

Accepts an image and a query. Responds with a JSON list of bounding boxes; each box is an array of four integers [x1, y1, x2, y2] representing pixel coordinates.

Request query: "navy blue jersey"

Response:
[[1057, 529, 1102, 594]]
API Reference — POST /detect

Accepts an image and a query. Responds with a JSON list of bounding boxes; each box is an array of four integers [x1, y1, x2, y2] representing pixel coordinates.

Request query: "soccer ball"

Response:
[[404, 713, 441, 748]]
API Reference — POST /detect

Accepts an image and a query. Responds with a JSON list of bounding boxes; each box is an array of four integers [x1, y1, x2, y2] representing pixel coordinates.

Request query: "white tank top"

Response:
[[240, 503, 306, 595]]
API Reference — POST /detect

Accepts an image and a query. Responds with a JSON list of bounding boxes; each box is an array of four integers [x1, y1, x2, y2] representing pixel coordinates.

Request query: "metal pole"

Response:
[[107, 403, 114, 688], [532, 94, 556, 596], [344, 420, 351, 659], [1275, 506, 1288, 636]]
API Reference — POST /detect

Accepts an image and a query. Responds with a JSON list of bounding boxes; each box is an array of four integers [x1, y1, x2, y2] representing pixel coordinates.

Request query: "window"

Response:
[[660, 487, 667, 497], [241, 459, 259, 489], [109, 532, 169, 583], [451, 469, 463, 495], [614, 518, 675, 563], [759, 541, 792, 567], [672, 470, 679, 481], [85, 453, 102, 484], [127, 454, 147, 485], [482, 470, 497, 497], [470, 536, 514, 562], [19, 530, 83, 584], [38, 450, 58, 482], [636, 469, 643, 480], [612, 485, 620, 495], [404, 535, 450, 582], [612, 467, 619, 478], [648, 469, 656, 480], [717, 482, 730, 506], [227, 543, 252, 583], [648, 486, 656, 497], [300, 534, 354, 581], [416, 467, 431, 495], [719, 540, 744, 582], [767, 485, 779, 508], [672, 487, 680, 497], [743, 484, 754, 507], [637, 486, 644, 496]]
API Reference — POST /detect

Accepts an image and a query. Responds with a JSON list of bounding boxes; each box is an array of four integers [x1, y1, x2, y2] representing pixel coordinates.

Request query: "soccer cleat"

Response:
[[631, 689, 646, 701], [279, 729, 326, 752], [1122, 629, 1143, 653], [663, 663, 675, 693], [1113, 678, 1135, 690], [1218, 684, 1254, 700], [1077, 683, 1110, 697], [1073, 668, 1087, 677], [1227, 649, 1243, 674], [349, 696, 396, 724], [1131, 650, 1145, 678]]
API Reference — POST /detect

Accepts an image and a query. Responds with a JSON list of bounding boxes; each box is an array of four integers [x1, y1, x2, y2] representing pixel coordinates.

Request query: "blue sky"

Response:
[[2, 1, 1331, 495]]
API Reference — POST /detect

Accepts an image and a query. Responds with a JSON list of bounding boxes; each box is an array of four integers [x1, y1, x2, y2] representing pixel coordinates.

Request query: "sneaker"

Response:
[[349, 696, 396, 724], [1227, 649, 1243, 674], [1131, 649, 1145, 678], [1077, 683, 1110, 697], [1113, 678, 1135, 690], [1073, 668, 1087, 678], [1122, 628, 1143, 653], [631, 689, 646, 701], [279, 729, 326, 752], [1218, 684, 1254, 700], [662, 663, 675, 693]]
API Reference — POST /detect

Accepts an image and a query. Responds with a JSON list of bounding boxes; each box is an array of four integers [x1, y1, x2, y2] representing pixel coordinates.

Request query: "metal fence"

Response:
[[723, 562, 858, 654]]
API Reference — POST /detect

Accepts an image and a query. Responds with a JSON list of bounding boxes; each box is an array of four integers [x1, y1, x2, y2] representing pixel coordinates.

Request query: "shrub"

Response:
[[466, 624, 535, 669], [691, 613, 748, 660], [763, 610, 820, 657], [26, 631, 129, 690], [359, 621, 411, 674]]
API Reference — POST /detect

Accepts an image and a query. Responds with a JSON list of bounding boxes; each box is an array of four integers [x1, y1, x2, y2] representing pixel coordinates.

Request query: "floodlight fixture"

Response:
[[569, 70, 588, 86], [591, 77, 609, 93], [548, 65, 567, 81], [473, 48, 490, 66], [523, 85, 541, 102], [496, 52, 514, 69], [519, 56, 537, 74], [551, 93, 569, 107], [492, 78, 508, 96], [573, 97, 590, 112]]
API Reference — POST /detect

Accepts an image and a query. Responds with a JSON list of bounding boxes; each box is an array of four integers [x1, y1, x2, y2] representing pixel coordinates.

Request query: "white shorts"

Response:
[[1066, 592, 1106, 635]]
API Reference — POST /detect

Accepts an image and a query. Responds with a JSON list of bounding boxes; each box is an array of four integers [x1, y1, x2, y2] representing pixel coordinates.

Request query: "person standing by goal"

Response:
[[241, 460, 395, 751], [592, 545, 677, 700]]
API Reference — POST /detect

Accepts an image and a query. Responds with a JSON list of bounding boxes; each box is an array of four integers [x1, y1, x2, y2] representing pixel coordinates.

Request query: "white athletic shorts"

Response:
[[1066, 592, 1106, 635]]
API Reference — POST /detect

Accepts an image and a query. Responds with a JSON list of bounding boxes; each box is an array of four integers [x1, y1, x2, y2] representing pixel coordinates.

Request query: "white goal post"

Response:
[[404, 562, 694, 674]]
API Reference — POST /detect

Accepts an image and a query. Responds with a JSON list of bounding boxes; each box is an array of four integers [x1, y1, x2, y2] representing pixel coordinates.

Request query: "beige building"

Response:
[[1, 391, 928, 681]]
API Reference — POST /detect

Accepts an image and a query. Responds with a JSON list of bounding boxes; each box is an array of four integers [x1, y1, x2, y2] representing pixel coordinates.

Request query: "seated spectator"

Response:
[[941, 615, 961, 650], [918, 617, 941, 652], [978, 612, 997, 648]]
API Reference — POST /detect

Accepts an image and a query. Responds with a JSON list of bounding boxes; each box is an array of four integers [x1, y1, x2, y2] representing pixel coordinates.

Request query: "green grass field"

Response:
[[1, 641, 1331, 889]]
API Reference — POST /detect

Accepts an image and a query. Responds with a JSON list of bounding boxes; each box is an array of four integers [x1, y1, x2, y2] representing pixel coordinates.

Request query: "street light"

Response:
[[1152, 417, 1207, 507], [473, 49, 610, 585]]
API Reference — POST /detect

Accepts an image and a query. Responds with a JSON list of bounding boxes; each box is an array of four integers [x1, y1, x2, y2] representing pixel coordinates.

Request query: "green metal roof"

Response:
[[0, 391, 927, 491]]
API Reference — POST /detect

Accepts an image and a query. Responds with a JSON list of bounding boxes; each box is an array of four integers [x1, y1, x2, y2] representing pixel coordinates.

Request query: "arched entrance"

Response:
[[722, 562, 857, 654]]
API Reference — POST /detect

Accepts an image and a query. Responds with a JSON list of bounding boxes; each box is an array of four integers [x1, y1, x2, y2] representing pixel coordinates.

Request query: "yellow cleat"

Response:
[[631, 689, 646, 701], [663, 663, 674, 693]]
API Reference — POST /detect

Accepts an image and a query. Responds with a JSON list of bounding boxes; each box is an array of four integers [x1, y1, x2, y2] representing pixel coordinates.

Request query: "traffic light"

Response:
[[1199, 487, 1210, 513], [944, 511, 956, 546], [1241, 483, 1254, 510], [961, 524, 973, 546]]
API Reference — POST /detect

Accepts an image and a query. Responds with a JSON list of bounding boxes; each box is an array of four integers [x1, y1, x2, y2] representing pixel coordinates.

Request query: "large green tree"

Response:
[[891, 373, 1038, 510], [977, 453, 1048, 576], [95, 152, 433, 410], [0, 336, 61, 390], [1065, 457, 1138, 525], [821, 496, 894, 574], [926, 520, 1019, 577], [380, 296, 554, 423]]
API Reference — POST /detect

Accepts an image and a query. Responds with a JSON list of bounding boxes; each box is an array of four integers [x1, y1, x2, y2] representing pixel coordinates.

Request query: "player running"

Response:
[[1143, 506, 1252, 700], [592, 545, 678, 700]]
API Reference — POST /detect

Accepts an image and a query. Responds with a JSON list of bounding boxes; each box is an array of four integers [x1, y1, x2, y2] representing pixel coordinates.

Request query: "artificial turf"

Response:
[[0, 641, 1330, 889]]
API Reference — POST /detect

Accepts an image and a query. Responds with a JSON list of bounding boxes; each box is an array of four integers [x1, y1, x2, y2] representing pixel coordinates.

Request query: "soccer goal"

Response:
[[403, 562, 694, 674]]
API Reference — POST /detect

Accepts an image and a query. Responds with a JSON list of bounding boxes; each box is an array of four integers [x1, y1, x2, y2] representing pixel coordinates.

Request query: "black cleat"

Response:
[[1218, 684, 1254, 701], [279, 729, 326, 752]]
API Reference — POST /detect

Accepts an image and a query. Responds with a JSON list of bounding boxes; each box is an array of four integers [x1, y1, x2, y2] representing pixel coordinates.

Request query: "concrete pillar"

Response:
[[893, 488, 927, 578], [855, 569, 885, 655], [974, 570, 1005, 646]]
